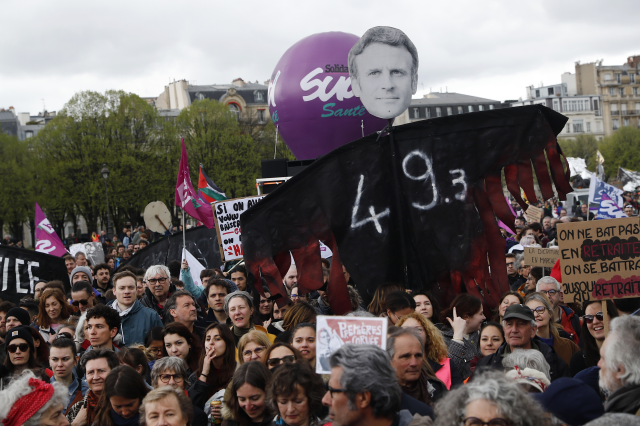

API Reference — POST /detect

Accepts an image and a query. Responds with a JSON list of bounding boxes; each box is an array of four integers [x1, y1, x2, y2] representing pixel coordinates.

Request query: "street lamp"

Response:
[[101, 163, 114, 241]]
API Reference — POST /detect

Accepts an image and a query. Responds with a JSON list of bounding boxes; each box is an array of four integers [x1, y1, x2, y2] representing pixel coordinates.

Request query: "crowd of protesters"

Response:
[[0, 213, 640, 426]]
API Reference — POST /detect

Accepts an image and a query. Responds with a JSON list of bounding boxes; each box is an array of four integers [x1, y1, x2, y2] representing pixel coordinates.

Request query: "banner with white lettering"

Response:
[[0, 245, 69, 304], [315, 315, 387, 374]]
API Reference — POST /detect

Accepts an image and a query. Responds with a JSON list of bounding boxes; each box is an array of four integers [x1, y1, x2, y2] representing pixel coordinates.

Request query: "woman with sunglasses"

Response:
[[524, 293, 579, 365], [226, 361, 275, 426], [37, 288, 71, 344], [189, 323, 237, 413], [238, 330, 272, 365], [262, 342, 303, 372], [570, 300, 619, 376], [268, 361, 325, 426], [1, 325, 50, 389]]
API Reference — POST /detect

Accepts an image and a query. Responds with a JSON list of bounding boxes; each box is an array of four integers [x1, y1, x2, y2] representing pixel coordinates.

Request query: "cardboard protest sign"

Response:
[[241, 105, 572, 314], [214, 196, 266, 261], [525, 205, 544, 224], [558, 217, 640, 302], [316, 315, 387, 374], [524, 247, 560, 268], [70, 242, 104, 266], [0, 245, 69, 304]]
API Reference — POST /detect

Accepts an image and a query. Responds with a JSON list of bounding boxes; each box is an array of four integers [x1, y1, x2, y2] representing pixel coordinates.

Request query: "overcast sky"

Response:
[[2, 0, 639, 115]]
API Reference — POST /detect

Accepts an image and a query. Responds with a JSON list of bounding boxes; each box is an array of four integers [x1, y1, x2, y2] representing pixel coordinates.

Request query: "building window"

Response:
[[636, 102, 640, 114], [624, 118, 630, 127], [613, 119, 619, 130], [553, 100, 559, 111], [634, 87, 639, 95], [611, 104, 618, 114], [535, 89, 540, 98], [479, 105, 484, 111], [586, 122, 591, 132], [631, 74, 636, 83], [25, 130, 33, 138], [573, 120, 584, 133], [468, 105, 473, 113], [605, 74, 612, 81], [609, 88, 616, 95], [446, 107, 452, 115], [620, 88, 625, 96], [458, 106, 463, 114], [566, 123, 571, 133], [257, 109, 266, 123], [489, 104, 494, 110], [436, 107, 442, 117], [413, 108, 420, 119], [548, 87, 554, 95], [196, 92, 205, 101], [622, 104, 627, 114], [228, 103, 241, 120], [616, 74, 622, 83], [255, 91, 264, 101]]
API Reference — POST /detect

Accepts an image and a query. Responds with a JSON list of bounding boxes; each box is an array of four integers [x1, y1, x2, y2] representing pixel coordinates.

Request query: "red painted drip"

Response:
[[504, 164, 527, 211], [517, 160, 538, 204], [320, 231, 352, 315], [485, 174, 516, 228], [545, 137, 573, 200], [291, 239, 324, 295], [530, 146, 555, 201], [273, 251, 291, 279], [253, 256, 291, 307]]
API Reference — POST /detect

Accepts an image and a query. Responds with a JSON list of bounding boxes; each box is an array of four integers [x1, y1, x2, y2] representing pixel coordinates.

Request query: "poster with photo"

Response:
[[315, 315, 387, 374]]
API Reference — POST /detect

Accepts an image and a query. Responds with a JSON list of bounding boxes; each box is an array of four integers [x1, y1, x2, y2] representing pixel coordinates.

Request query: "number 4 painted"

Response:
[[351, 175, 390, 234]]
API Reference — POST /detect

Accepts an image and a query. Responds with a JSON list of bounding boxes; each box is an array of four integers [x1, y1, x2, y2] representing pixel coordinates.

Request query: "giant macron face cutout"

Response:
[[348, 26, 418, 120]]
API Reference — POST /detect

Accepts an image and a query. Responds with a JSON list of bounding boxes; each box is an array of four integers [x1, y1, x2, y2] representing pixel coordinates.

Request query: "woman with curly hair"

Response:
[[267, 361, 325, 426], [433, 370, 547, 426]]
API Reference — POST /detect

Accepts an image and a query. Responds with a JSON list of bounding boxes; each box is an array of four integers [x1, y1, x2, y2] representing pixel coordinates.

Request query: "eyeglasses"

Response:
[[324, 382, 348, 398], [7, 343, 29, 353], [243, 346, 266, 358], [506, 262, 514, 266], [463, 418, 512, 426], [530, 306, 546, 315], [149, 347, 163, 354], [584, 312, 604, 323], [266, 355, 295, 368], [148, 277, 168, 284], [538, 289, 560, 297], [159, 374, 184, 384], [72, 299, 91, 306]]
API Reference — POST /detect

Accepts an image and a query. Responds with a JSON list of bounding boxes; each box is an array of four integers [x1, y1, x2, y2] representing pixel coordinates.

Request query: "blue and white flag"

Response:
[[588, 174, 624, 206], [597, 193, 627, 219]]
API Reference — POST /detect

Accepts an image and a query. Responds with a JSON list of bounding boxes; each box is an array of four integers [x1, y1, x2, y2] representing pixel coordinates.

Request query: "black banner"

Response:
[[0, 246, 69, 304], [241, 105, 572, 314], [120, 226, 222, 271]]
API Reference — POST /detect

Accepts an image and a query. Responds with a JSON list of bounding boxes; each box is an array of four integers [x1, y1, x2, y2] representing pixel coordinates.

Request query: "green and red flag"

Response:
[[198, 165, 227, 203]]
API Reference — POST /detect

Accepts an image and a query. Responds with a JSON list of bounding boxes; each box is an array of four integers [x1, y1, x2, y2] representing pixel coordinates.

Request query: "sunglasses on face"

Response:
[[72, 299, 91, 306], [584, 312, 604, 323], [7, 343, 29, 353], [267, 355, 295, 368]]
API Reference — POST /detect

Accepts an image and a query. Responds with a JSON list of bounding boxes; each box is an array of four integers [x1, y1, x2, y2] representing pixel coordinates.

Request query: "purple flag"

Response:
[[35, 202, 68, 256], [497, 196, 516, 235], [175, 139, 215, 229]]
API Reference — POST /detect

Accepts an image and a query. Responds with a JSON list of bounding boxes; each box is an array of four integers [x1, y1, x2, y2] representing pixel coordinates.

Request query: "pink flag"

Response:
[[35, 202, 68, 256], [498, 196, 516, 235], [175, 139, 215, 228]]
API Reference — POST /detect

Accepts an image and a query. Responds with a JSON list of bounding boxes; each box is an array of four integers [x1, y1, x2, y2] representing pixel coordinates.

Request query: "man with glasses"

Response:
[[537, 276, 581, 345], [624, 204, 635, 217], [141, 265, 176, 319], [322, 344, 433, 426], [108, 271, 163, 346], [476, 304, 569, 382], [506, 253, 523, 290], [150, 357, 208, 425]]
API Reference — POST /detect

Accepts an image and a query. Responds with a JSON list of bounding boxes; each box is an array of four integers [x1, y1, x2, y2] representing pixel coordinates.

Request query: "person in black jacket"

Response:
[[476, 304, 570, 382], [141, 265, 177, 320]]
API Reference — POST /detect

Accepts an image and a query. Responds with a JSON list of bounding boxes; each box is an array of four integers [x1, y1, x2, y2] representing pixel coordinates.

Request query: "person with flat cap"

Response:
[[476, 304, 570, 381]]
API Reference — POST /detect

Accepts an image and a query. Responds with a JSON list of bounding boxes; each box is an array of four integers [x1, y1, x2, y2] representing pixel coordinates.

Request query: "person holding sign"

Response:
[[476, 304, 570, 382]]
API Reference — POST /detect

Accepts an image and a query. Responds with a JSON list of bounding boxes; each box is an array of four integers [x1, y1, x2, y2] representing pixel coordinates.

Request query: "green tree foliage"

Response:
[[559, 135, 599, 172], [598, 127, 640, 179]]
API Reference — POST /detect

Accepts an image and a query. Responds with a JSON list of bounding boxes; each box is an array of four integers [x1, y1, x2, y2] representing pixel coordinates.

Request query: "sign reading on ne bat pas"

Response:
[[558, 217, 640, 302], [214, 195, 265, 261], [315, 316, 387, 374], [524, 247, 560, 268]]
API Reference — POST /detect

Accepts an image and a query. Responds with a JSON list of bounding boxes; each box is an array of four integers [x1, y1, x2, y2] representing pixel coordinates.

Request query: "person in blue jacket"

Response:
[[107, 270, 163, 346]]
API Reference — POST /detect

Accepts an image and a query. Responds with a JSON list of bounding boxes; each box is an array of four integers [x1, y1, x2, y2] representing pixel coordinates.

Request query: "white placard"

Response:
[[214, 195, 266, 261]]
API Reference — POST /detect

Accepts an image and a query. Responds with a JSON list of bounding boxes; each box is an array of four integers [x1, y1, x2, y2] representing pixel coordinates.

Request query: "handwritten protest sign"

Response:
[[525, 205, 544, 223], [316, 315, 387, 374], [558, 217, 640, 302], [525, 247, 560, 268], [214, 195, 266, 261]]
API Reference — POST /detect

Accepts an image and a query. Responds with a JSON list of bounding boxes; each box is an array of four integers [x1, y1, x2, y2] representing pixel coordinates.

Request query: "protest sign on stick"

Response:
[[524, 247, 560, 268], [315, 316, 387, 374], [214, 195, 266, 261], [525, 205, 544, 224]]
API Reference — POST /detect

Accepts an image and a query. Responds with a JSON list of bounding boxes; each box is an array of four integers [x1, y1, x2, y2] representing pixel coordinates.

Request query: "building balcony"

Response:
[[611, 110, 621, 115], [623, 110, 639, 115], [601, 81, 619, 86], [595, 110, 602, 116]]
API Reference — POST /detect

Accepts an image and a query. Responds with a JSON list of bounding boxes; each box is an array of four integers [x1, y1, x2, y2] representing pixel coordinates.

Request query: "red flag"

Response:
[[175, 140, 215, 228]]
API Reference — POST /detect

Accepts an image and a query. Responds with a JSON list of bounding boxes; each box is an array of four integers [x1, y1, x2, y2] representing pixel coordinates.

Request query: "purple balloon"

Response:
[[268, 32, 388, 160]]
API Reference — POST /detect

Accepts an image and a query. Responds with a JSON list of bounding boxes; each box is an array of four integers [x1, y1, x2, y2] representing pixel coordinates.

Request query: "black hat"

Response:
[[503, 304, 535, 322], [4, 325, 35, 354], [6, 307, 31, 327]]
